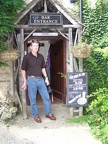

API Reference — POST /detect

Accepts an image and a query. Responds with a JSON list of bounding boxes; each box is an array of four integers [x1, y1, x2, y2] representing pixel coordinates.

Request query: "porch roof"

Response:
[[15, 0, 84, 27]]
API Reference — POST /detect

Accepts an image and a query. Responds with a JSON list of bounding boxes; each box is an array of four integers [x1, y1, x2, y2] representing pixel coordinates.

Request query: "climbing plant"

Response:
[[81, 0, 108, 92], [83, 49, 108, 93], [82, 0, 108, 47], [0, 0, 25, 34], [0, 0, 26, 51], [82, 1, 108, 143]]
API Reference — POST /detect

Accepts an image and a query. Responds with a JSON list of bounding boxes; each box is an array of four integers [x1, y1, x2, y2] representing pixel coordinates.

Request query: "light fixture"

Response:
[[70, 0, 75, 3]]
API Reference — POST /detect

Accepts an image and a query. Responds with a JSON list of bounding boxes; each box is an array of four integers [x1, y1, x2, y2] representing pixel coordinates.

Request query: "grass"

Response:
[[66, 115, 89, 125]]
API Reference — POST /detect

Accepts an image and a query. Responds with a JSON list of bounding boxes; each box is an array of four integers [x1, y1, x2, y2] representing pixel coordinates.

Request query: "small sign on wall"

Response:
[[29, 13, 63, 26], [67, 72, 88, 107]]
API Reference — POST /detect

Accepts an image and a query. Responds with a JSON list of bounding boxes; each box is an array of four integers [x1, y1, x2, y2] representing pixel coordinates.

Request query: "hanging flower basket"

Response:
[[0, 49, 20, 61], [71, 41, 93, 58]]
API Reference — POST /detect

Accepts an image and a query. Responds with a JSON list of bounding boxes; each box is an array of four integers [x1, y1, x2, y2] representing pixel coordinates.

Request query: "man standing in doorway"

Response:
[[21, 39, 56, 123]]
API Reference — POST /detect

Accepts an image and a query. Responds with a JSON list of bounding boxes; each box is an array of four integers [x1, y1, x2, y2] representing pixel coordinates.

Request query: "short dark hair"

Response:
[[30, 39, 40, 47]]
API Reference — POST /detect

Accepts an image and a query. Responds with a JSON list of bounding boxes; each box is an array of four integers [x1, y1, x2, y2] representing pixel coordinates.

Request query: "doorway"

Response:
[[25, 37, 67, 105], [50, 39, 66, 103]]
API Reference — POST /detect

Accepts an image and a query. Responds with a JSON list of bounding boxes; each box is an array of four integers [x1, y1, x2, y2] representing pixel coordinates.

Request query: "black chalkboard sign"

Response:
[[67, 72, 88, 107]]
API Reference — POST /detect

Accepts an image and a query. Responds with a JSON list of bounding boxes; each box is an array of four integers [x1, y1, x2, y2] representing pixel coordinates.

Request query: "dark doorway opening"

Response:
[[26, 37, 67, 105]]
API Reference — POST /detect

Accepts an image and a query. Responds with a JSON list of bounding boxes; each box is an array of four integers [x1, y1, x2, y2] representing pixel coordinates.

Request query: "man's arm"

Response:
[[21, 70, 27, 90], [42, 68, 50, 85]]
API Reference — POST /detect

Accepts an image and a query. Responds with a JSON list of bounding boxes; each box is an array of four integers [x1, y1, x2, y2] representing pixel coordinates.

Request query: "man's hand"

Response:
[[22, 82, 27, 90], [45, 77, 50, 86]]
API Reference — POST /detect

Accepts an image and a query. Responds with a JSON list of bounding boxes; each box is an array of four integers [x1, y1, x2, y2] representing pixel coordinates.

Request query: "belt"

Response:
[[28, 76, 42, 79]]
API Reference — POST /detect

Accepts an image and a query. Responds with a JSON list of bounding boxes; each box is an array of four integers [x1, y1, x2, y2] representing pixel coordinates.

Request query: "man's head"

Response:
[[30, 39, 40, 53]]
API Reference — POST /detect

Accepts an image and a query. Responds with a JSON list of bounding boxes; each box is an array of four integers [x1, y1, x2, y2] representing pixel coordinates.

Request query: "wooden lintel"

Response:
[[15, 25, 63, 29], [15, 24, 82, 29], [63, 25, 82, 28]]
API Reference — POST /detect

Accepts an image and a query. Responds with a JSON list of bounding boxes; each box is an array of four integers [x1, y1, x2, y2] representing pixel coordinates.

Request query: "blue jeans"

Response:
[[27, 77, 51, 117]]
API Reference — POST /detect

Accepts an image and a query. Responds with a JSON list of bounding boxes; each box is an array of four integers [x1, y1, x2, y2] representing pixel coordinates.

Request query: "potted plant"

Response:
[[0, 41, 20, 62], [71, 41, 93, 58], [0, 49, 20, 61]]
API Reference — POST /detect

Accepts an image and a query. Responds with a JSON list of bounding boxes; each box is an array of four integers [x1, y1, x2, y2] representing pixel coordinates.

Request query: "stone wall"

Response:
[[0, 65, 17, 121]]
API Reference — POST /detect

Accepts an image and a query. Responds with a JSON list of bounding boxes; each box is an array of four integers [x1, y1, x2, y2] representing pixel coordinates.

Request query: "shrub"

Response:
[[83, 49, 108, 94], [87, 88, 108, 125]]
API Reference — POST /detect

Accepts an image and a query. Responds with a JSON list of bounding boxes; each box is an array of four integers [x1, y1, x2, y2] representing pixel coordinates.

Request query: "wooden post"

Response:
[[68, 28, 75, 117], [10, 32, 15, 107], [70, 107, 74, 117], [10, 61, 14, 107], [68, 27, 83, 117], [20, 28, 28, 119], [68, 28, 74, 71], [78, 27, 83, 116], [79, 106, 83, 116]]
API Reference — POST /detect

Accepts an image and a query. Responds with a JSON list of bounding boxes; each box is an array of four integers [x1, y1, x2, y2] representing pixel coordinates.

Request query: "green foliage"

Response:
[[84, 49, 108, 93], [72, 1, 108, 143], [82, 0, 108, 47], [67, 88, 108, 143], [0, 61, 8, 67], [0, 0, 26, 34], [87, 88, 108, 125], [89, 124, 108, 144], [58, 72, 67, 78], [0, 0, 26, 52], [86, 88, 108, 143]]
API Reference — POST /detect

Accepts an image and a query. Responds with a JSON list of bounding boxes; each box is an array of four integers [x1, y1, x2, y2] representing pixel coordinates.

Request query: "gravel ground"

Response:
[[0, 104, 102, 144]]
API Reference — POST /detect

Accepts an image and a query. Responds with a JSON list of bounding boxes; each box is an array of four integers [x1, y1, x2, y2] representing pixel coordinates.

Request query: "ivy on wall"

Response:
[[81, 2, 108, 142], [75, 0, 108, 93], [82, 0, 108, 48], [83, 50, 108, 93]]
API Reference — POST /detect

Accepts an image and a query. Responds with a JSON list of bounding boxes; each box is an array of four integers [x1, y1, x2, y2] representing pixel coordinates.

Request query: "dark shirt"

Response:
[[21, 52, 45, 76]]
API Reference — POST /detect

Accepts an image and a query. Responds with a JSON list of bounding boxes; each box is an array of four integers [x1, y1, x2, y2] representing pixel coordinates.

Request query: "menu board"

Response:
[[67, 72, 88, 107]]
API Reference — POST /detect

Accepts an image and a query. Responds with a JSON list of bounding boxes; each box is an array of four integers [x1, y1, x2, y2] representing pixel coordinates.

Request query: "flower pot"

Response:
[[71, 42, 93, 58], [72, 47, 92, 58]]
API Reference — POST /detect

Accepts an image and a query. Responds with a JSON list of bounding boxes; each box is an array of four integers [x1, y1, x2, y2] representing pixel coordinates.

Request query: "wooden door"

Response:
[[50, 39, 66, 103]]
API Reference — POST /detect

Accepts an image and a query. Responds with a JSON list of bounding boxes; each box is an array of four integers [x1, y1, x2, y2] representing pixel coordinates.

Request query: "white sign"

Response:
[[32, 33, 58, 36]]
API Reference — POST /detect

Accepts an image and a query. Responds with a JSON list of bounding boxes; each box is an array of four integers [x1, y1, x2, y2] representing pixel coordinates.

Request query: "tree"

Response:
[[0, 0, 26, 50]]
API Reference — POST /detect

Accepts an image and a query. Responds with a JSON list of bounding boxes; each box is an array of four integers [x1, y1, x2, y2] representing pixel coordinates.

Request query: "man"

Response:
[[21, 39, 56, 123]]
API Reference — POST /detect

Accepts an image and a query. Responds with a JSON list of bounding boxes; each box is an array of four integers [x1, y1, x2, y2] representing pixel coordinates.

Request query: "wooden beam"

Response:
[[20, 29, 25, 62], [73, 58, 79, 72], [50, 0, 83, 26], [68, 28, 74, 72], [74, 29, 78, 45], [15, 24, 81, 29], [15, 0, 39, 24], [10, 61, 14, 107], [44, 0, 47, 12], [56, 29, 68, 40], [63, 24, 82, 28], [20, 28, 28, 119], [73, 28, 79, 72], [77, 27, 83, 116], [77, 27, 83, 72], [24, 29, 37, 41]]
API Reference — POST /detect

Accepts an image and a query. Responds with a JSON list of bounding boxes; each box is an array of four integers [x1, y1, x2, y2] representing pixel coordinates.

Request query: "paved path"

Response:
[[0, 104, 101, 144]]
